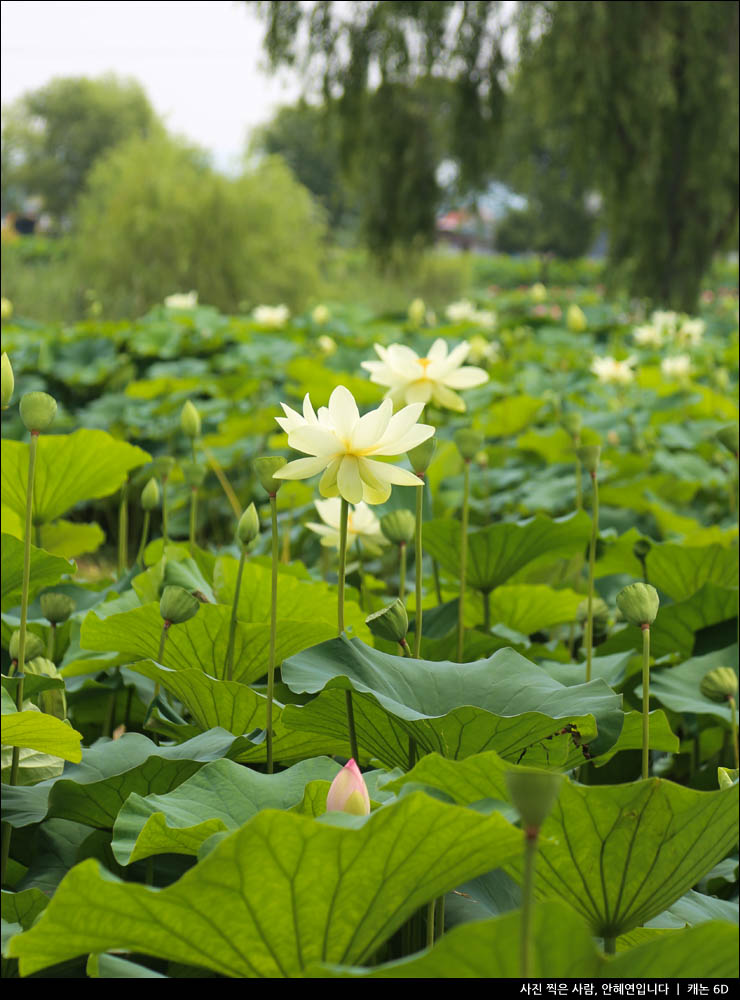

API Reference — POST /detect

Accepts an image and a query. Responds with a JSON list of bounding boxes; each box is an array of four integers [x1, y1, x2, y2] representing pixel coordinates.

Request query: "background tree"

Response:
[[1, 74, 161, 218]]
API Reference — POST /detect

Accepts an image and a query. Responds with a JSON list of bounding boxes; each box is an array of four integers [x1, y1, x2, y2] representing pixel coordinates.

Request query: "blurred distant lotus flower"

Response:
[[591, 355, 637, 385], [661, 354, 692, 380], [445, 300, 496, 329], [407, 297, 426, 327], [326, 758, 370, 816], [165, 291, 198, 309], [253, 304, 290, 329], [633, 324, 664, 348], [1, 297, 13, 320], [317, 334, 337, 356], [676, 317, 705, 347], [274, 386, 433, 504], [361, 338, 489, 412], [312, 304, 330, 325], [650, 310, 680, 336], [467, 335, 500, 364], [530, 282, 547, 302], [567, 304, 588, 332], [307, 497, 387, 550]]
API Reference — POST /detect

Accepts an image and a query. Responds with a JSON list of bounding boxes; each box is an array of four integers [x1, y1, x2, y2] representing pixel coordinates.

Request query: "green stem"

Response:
[[118, 480, 129, 577], [426, 898, 436, 948], [604, 936, 616, 955], [47, 623, 56, 662], [641, 624, 651, 780], [266, 495, 278, 774], [161, 474, 169, 548], [729, 696, 739, 770], [189, 487, 198, 552], [457, 460, 470, 662], [520, 830, 538, 979], [136, 511, 150, 567], [399, 542, 407, 603], [414, 482, 424, 658], [585, 470, 599, 683], [338, 499, 359, 762], [575, 453, 583, 512], [225, 547, 247, 682], [435, 895, 445, 939]]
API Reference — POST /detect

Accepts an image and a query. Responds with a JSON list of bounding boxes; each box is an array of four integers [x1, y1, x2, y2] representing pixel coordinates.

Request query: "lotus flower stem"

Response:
[[1, 430, 38, 885], [729, 695, 739, 770], [266, 494, 279, 773], [426, 898, 436, 947], [520, 829, 538, 978], [575, 453, 583, 512], [585, 470, 599, 683], [604, 936, 616, 954], [641, 624, 651, 779], [225, 547, 247, 683], [457, 459, 471, 662], [435, 895, 445, 938], [399, 541, 407, 603], [118, 479, 129, 577], [136, 511, 151, 567], [189, 487, 198, 551], [161, 472, 170, 548], [338, 498, 359, 762], [413, 481, 424, 658]]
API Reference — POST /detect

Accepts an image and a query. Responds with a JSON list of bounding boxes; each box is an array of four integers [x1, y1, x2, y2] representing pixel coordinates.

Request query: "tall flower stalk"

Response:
[[407, 439, 436, 659], [616, 582, 660, 779], [225, 504, 259, 682], [337, 497, 359, 762], [117, 477, 129, 577], [136, 478, 160, 567], [454, 430, 482, 662]]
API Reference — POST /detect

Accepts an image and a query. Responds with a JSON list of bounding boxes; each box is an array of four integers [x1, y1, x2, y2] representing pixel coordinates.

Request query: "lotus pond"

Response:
[[1, 286, 738, 979]]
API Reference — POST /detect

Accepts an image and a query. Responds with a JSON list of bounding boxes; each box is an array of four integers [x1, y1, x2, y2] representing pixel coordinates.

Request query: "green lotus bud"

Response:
[[577, 597, 609, 634], [152, 456, 176, 480], [9, 630, 45, 662], [159, 585, 200, 625], [633, 538, 652, 561], [365, 598, 409, 644], [40, 592, 76, 624], [700, 667, 738, 702], [380, 509, 416, 546], [454, 428, 484, 461], [562, 412, 582, 439], [19, 391, 57, 433], [141, 477, 160, 510], [237, 502, 260, 547], [1, 352, 13, 409], [505, 767, 563, 831], [575, 444, 601, 474], [181, 461, 206, 488], [717, 424, 739, 456], [567, 304, 587, 333], [407, 438, 437, 475], [254, 456, 287, 496], [616, 582, 659, 627], [181, 400, 201, 438]]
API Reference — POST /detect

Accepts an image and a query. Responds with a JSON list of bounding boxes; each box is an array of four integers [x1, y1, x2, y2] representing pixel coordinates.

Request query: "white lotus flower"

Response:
[[307, 498, 387, 549], [633, 324, 664, 348], [253, 304, 290, 329], [590, 355, 637, 385], [317, 334, 337, 355], [165, 291, 198, 309], [361, 338, 489, 412], [274, 385, 434, 505], [445, 300, 496, 329], [661, 354, 692, 379], [312, 304, 330, 325], [676, 317, 705, 347], [651, 310, 680, 335]]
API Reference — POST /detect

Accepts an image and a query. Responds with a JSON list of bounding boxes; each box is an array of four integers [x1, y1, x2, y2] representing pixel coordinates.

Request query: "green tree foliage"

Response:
[[1, 75, 161, 218], [516, 1, 739, 309], [72, 135, 327, 315]]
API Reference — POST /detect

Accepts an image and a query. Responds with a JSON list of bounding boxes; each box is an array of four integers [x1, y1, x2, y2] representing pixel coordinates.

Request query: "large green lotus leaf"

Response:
[[9, 793, 522, 978], [128, 660, 350, 763], [590, 710, 679, 766], [643, 542, 738, 601], [308, 900, 603, 978], [483, 394, 544, 437], [1, 745, 65, 785], [281, 637, 623, 767], [465, 584, 583, 633], [1, 534, 74, 612], [38, 520, 106, 559], [516, 426, 601, 464], [1, 729, 242, 829], [112, 757, 342, 864], [648, 888, 739, 929], [284, 357, 380, 406], [607, 923, 739, 978], [1, 431, 150, 523], [214, 555, 370, 639], [539, 651, 632, 689], [1, 712, 82, 763], [645, 645, 739, 723], [81, 601, 334, 683], [598, 584, 738, 659], [1, 889, 49, 933], [423, 512, 591, 591], [599, 475, 700, 512]]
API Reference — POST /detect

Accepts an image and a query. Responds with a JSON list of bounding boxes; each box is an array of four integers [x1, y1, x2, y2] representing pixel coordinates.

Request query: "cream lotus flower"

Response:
[[445, 300, 496, 329], [307, 498, 387, 549], [633, 324, 664, 348], [253, 304, 290, 329], [676, 317, 705, 347], [361, 338, 489, 412], [661, 354, 692, 379], [274, 386, 434, 505], [165, 291, 198, 309], [590, 355, 637, 385]]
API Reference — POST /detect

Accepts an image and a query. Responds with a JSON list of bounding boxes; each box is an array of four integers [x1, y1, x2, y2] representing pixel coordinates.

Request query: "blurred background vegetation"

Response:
[[1, 1, 738, 321]]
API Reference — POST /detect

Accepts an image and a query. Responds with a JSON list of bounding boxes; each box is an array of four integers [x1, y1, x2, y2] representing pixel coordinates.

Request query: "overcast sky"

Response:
[[1, 0, 302, 170]]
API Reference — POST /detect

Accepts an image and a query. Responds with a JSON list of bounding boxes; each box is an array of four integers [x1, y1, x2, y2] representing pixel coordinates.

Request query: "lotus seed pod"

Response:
[[505, 767, 563, 830], [700, 667, 738, 703], [1, 352, 13, 409], [254, 456, 287, 495], [717, 424, 739, 456], [454, 428, 485, 461], [236, 502, 260, 547], [561, 412, 582, 439], [181, 461, 206, 488], [152, 456, 176, 480], [407, 437, 437, 474], [575, 444, 601, 474], [365, 599, 409, 644], [40, 592, 76, 624], [19, 391, 57, 432], [181, 400, 201, 439], [567, 303, 588, 333], [159, 585, 200, 625], [380, 509, 416, 546], [9, 630, 45, 662], [326, 759, 371, 816], [616, 582, 659, 627], [141, 477, 161, 510], [633, 538, 652, 561], [577, 597, 609, 634]]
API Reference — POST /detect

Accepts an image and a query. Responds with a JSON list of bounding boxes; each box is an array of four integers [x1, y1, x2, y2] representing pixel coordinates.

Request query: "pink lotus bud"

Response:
[[326, 759, 371, 816]]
